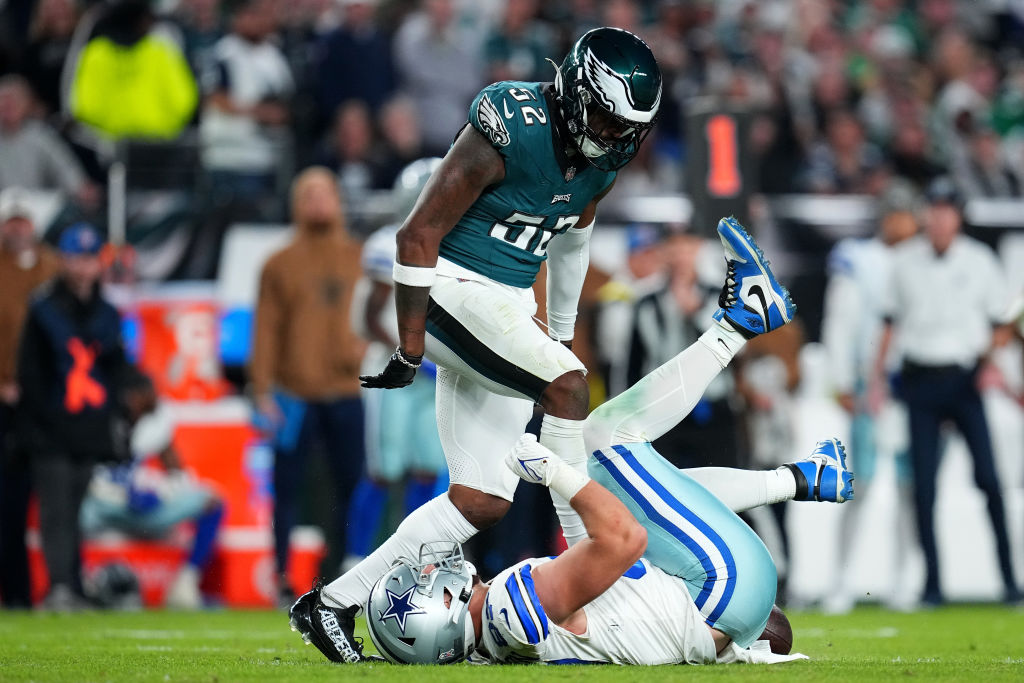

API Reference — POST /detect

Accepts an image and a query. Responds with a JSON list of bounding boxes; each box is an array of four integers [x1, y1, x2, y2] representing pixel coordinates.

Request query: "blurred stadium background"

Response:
[[0, 0, 1022, 618]]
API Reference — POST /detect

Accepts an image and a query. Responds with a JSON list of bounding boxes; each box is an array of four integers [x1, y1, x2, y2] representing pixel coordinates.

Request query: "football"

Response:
[[759, 604, 793, 655]]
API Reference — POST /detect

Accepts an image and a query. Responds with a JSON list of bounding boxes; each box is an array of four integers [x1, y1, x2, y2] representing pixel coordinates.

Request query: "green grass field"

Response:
[[1, 605, 1022, 681]]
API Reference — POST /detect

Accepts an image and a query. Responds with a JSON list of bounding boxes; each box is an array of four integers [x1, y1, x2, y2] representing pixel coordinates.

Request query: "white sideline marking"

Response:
[[135, 645, 231, 653], [797, 627, 899, 639], [99, 629, 278, 641], [103, 629, 186, 640]]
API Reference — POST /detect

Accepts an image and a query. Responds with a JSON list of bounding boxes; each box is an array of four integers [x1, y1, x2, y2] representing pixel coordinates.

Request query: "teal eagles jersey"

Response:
[[438, 81, 616, 288]]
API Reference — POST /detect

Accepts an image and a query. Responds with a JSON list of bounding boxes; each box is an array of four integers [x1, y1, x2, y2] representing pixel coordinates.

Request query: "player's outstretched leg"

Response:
[[289, 580, 364, 663], [783, 438, 854, 503], [712, 216, 796, 338]]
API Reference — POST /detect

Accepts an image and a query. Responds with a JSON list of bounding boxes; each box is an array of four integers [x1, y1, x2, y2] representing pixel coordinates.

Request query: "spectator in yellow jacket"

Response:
[[69, 1, 197, 140]]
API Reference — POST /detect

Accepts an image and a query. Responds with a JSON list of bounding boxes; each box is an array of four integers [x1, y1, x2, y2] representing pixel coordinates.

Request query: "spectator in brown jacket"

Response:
[[0, 187, 58, 608], [250, 167, 367, 608]]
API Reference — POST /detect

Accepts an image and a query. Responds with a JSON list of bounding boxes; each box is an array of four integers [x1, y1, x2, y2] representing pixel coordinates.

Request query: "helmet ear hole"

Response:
[[399, 637, 416, 647]]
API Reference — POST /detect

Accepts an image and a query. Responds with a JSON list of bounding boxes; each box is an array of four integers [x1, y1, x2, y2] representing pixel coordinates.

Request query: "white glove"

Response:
[[505, 434, 590, 500]]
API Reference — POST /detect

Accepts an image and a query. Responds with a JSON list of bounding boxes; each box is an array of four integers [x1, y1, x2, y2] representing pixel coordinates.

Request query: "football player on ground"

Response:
[[367, 433, 842, 665], [290, 28, 797, 662], [362, 221, 853, 665]]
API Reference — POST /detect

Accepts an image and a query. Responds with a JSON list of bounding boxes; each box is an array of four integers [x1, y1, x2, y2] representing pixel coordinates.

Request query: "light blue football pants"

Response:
[[589, 441, 777, 648], [363, 371, 446, 481]]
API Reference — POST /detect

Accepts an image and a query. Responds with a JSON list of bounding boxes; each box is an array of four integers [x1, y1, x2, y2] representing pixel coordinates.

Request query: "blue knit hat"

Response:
[[57, 223, 103, 255], [626, 223, 665, 253]]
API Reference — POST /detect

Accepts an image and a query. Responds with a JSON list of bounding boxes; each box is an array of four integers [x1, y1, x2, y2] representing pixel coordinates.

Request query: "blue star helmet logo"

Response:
[[378, 585, 426, 634]]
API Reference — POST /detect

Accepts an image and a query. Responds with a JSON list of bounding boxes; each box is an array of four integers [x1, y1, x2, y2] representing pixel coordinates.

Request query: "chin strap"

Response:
[[546, 58, 582, 161], [548, 57, 599, 156], [548, 56, 576, 131]]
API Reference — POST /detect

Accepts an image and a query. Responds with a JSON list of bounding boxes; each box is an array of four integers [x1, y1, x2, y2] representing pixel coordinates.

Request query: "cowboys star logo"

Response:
[[378, 586, 426, 634]]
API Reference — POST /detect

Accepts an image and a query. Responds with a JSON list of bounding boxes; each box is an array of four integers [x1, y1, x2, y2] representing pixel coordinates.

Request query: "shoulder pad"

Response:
[[470, 83, 513, 150], [826, 239, 857, 276]]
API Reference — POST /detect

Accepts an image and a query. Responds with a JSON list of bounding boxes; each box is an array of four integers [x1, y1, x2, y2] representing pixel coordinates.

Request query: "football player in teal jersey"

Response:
[[290, 28, 784, 664], [368, 25, 663, 551]]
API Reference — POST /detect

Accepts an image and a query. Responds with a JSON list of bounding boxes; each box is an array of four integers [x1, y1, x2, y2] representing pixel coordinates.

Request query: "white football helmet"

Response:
[[392, 157, 442, 223], [366, 542, 477, 664]]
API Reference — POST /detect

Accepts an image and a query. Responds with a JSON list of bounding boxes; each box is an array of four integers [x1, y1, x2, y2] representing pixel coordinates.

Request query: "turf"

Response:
[[0, 605, 1021, 681]]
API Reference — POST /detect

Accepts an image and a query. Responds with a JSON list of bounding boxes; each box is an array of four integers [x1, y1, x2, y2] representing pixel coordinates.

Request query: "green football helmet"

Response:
[[553, 27, 662, 172]]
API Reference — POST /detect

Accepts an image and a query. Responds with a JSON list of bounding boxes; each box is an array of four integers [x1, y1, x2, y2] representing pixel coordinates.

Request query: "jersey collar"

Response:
[[543, 83, 584, 180]]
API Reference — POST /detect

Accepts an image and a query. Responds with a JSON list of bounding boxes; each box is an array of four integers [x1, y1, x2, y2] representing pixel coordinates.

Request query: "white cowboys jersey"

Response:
[[821, 237, 898, 395], [478, 557, 717, 665], [353, 224, 400, 376]]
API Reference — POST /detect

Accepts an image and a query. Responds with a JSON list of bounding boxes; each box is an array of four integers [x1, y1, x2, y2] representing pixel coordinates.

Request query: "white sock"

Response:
[[540, 414, 588, 546], [698, 320, 747, 368], [320, 494, 476, 609], [685, 467, 796, 513], [583, 333, 743, 450]]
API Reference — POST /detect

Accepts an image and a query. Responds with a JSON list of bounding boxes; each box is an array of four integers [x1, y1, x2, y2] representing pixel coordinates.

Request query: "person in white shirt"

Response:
[[391, 0, 483, 156], [80, 371, 224, 610], [820, 181, 919, 612], [878, 176, 1019, 606], [199, 0, 293, 215], [0, 76, 98, 207]]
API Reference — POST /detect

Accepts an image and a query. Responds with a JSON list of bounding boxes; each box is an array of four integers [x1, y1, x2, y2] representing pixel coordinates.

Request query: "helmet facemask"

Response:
[[571, 89, 654, 171]]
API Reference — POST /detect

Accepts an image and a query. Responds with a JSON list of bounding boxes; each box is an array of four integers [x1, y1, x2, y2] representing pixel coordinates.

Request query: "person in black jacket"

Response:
[[17, 222, 129, 610], [625, 232, 742, 469]]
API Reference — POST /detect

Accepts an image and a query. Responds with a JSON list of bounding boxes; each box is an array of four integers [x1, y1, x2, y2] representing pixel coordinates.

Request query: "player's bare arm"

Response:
[[392, 126, 506, 358], [505, 436, 646, 630], [360, 126, 505, 389], [530, 480, 646, 631]]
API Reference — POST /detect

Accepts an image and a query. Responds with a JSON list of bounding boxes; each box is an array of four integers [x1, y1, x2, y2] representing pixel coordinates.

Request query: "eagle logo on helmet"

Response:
[[378, 585, 426, 634], [476, 95, 511, 147], [583, 48, 661, 122]]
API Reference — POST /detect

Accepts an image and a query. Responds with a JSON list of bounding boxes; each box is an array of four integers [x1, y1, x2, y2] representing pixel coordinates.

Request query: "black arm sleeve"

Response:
[[625, 303, 646, 389]]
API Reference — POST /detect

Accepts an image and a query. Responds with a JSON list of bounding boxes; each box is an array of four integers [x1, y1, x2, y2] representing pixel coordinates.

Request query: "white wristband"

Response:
[[392, 263, 436, 288], [547, 461, 590, 501]]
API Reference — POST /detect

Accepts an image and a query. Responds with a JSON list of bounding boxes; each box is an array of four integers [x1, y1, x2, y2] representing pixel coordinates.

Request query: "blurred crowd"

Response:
[[0, 0, 1023, 226]]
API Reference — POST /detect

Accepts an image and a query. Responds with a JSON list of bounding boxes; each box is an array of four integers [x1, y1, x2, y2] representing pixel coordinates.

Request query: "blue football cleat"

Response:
[[712, 216, 796, 338], [784, 438, 854, 503]]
